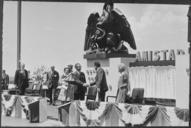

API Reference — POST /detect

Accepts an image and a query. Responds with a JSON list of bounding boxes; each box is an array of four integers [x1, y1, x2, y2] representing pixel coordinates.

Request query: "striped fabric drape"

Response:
[[58, 101, 189, 126], [129, 66, 176, 99]]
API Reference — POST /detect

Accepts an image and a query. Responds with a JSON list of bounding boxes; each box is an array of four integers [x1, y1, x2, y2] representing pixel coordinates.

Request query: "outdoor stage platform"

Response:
[[2, 116, 64, 127], [1, 94, 189, 127], [2, 105, 64, 127]]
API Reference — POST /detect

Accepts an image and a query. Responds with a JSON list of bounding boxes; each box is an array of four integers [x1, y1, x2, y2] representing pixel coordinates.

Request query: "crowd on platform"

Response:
[[1, 62, 131, 105]]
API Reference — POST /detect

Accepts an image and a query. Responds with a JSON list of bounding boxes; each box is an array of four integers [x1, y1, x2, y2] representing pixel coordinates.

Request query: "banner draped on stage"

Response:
[[129, 66, 176, 99], [1, 94, 17, 117], [1, 94, 41, 119], [58, 101, 189, 126], [20, 96, 41, 119], [2, 94, 189, 126]]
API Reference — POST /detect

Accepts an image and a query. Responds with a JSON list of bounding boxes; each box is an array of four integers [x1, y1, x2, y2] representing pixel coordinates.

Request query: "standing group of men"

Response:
[[46, 61, 130, 104], [44, 64, 87, 105], [4, 61, 130, 104], [41, 61, 109, 105], [48, 62, 109, 105]]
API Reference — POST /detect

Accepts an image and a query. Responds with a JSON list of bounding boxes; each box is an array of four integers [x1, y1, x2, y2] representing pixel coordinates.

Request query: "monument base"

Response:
[[84, 51, 136, 60]]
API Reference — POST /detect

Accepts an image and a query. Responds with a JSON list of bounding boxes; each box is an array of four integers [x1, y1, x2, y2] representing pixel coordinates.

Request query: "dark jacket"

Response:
[[2, 74, 9, 85], [2, 74, 9, 89], [92, 67, 108, 92], [14, 69, 29, 89], [49, 70, 59, 89], [73, 71, 87, 94]]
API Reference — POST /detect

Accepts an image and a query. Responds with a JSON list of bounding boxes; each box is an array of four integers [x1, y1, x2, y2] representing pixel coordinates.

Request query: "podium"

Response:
[[58, 102, 71, 126], [28, 98, 48, 123]]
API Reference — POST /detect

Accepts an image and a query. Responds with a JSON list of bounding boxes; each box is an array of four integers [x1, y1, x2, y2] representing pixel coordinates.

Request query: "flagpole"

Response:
[[187, 4, 191, 126], [17, 0, 22, 69], [0, 0, 4, 127]]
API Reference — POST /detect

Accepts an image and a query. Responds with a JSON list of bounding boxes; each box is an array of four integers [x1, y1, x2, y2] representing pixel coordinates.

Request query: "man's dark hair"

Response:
[[103, 1, 114, 10], [94, 62, 101, 67], [75, 63, 81, 69]]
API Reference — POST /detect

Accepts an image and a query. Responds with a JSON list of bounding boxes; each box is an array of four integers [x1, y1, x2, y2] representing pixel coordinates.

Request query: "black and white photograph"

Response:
[[0, 0, 190, 127]]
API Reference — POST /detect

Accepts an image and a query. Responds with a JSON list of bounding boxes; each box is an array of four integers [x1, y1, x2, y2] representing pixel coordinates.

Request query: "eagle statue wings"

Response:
[[84, 7, 137, 54]]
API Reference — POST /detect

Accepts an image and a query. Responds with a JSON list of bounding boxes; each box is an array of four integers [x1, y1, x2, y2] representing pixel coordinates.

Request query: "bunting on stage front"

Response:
[[1, 94, 41, 119], [1, 95, 189, 126], [58, 101, 189, 126]]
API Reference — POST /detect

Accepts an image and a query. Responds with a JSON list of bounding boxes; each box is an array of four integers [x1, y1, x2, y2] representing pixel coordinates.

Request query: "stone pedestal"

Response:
[[84, 52, 136, 101]]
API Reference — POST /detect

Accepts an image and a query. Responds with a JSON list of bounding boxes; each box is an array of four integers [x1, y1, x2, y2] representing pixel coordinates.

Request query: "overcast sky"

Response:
[[2, 2, 189, 76]]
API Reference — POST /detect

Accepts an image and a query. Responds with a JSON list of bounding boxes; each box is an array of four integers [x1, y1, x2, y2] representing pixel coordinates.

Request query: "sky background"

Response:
[[2, 2, 189, 76]]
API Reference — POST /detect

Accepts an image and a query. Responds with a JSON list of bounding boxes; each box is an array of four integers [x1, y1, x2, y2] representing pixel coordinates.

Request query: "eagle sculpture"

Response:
[[84, 6, 137, 54]]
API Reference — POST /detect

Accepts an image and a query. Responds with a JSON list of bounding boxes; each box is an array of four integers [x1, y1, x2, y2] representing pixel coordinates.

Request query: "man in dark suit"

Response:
[[73, 63, 87, 100], [91, 62, 108, 101], [2, 70, 9, 90], [14, 63, 29, 95], [48, 66, 59, 105]]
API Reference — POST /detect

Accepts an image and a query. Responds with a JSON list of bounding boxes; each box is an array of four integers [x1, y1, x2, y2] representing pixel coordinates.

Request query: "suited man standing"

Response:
[[91, 62, 108, 101], [2, 70, 9, 90], [48, 66, 59, 105], [14, 63, 29, 95], [73, 63, 87, 100]]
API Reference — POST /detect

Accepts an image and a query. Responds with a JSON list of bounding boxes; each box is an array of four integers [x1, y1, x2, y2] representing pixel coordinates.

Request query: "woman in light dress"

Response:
[[41, 72, 50, 97], [58, 66, 75, 101], [116, 63, 131, 103]]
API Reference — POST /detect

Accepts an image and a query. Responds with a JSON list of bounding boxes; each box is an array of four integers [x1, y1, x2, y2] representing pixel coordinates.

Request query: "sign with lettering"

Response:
[[136, 49, 186, 62]]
